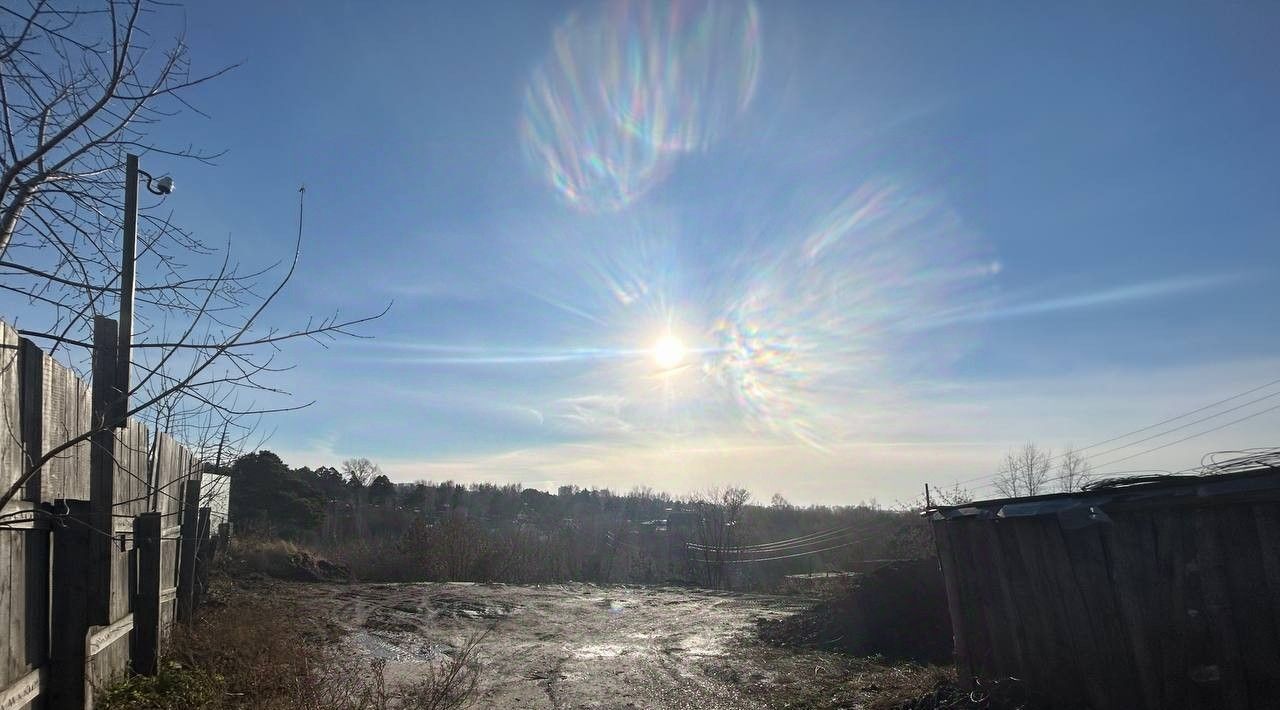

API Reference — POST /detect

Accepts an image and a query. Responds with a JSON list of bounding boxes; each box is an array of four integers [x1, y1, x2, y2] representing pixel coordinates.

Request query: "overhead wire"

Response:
[[950, 373, 1280, 489], [691, 532, 879, 564], [1089, 402, 1280, 472], [690, 526, 878, 560], [685, 524, 858, 552]]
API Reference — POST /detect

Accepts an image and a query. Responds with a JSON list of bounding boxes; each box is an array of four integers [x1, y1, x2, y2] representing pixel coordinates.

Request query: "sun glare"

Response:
[[653, 334, 686, 369]]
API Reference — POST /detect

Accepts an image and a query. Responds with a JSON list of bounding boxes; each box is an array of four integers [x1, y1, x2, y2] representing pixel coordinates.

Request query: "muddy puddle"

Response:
[[280, 581, 814, 709]]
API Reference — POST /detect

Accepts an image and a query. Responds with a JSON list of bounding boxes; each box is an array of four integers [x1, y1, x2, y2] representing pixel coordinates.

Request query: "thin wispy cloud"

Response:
[[908, 272, 1247, 330], [548, 395, 633, 435], [347, 341, 650, 366]]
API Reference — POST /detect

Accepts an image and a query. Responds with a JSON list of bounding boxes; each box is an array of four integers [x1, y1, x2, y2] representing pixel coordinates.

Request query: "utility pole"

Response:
[[115, 154, 139, 427], [115, 153, 174, 427], [214, 424, 227, 471]]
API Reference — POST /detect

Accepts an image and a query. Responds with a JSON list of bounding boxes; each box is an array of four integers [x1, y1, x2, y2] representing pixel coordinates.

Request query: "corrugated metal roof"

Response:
[[929, 466, 1280, 521]]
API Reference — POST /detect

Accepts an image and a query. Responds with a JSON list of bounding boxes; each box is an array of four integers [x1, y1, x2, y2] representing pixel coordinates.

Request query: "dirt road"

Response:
[[280, 581, 823, 709]]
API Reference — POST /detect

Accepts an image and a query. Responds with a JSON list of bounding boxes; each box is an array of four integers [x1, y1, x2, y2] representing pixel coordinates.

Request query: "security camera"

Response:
[[154, 176, 175, 195]]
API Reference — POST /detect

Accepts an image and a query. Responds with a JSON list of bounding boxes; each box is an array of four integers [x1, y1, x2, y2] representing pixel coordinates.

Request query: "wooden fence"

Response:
[[0, 317, 228, 709], [930, 468, 1280, 709]]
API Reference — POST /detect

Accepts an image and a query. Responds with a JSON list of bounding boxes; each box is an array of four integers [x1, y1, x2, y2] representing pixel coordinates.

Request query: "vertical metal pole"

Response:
[[116, 153, 139, 427]]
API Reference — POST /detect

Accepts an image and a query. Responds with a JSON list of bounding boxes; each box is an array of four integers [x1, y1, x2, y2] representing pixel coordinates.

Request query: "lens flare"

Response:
[[520, 0, 762, 212], [496, 180, 995, 445], [698, 181, 995, 444]]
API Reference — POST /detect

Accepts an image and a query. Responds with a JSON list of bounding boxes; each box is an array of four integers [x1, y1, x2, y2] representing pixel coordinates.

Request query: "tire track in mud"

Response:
[[281, 581, 812, 709]]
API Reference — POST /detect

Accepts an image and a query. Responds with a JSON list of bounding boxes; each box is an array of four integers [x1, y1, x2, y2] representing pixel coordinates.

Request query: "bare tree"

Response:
[[0, 1, 237, 312], [341, 458, 381, 540], [341, 457, 381, 488], [0, 2, 387, 510], [1056, 444, 1094, 492], [689, 486, 751, 588], [993, 443, 1052, 498]]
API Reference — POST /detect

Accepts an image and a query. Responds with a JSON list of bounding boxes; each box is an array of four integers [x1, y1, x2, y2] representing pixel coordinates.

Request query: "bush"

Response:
[[98, 661, 223, 710]]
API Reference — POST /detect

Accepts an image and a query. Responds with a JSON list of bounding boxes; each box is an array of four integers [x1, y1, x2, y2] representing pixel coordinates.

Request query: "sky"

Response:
[[118, 0, 1280, 504]]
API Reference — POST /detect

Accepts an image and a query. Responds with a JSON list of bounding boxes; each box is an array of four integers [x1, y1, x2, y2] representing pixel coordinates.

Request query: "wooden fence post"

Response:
[[88, 316, 117, 626], [132, 512, 162, 676], [216, 521, 231, 555], [18, 338, 44, 500], [195, 507, 212, 608], [49, 500, 91, 710], [176, 475, 201, 622]]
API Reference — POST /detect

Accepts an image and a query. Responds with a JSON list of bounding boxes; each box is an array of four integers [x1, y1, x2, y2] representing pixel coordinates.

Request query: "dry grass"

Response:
[[141, 582, 377, 709], [733, 650, 957, 710], [99, 575, 484, 710], [387, 629, 487, 710]]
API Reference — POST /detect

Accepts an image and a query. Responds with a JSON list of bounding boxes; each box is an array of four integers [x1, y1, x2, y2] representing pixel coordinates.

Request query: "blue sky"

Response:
[[126, 0, 1280, 503]]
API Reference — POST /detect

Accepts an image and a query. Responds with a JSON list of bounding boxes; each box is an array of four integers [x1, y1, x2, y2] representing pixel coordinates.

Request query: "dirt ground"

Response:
[[270, 580, 952, 710]]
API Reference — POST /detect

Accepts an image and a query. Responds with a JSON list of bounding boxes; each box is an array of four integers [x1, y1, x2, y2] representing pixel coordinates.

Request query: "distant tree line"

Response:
[[225, 450, 934, 590]]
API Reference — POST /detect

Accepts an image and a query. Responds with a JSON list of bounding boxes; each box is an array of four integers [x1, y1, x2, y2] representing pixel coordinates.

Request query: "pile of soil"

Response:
[[757, 558, 952, 663], [285, 550, 351, 582]]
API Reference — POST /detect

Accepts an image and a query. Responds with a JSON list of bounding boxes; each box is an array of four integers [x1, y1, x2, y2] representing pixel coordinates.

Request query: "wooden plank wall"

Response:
[[0, 318, 213, 708], [933, 495, 1280, 710], [151, 433, 191, 645], [1, 321, 49, 710], [19, 347, 92, 503]]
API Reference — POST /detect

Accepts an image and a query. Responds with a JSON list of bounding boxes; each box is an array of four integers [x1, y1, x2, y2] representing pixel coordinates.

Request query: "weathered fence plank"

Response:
[[49, 500, 92, 710], [931, 470, 1280, 710], [132, 513, 162, 676], [0, 526, 11, 686], [195, 507, 212, 608], [0, 666, 45, 710], [1195, 506, 1249, 710], [85, 613, 133, 701], [87, 317, 118, 628], [176, 474, 202, 623], [19, 339, 93, 503], [0, 322, 20, 498]]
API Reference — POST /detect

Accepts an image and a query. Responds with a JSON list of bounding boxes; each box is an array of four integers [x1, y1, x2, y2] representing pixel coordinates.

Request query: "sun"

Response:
[[653, 334, 687, 369]]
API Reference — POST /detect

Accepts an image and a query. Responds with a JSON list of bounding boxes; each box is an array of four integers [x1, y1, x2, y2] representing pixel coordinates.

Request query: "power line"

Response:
[[1080, 389, 1280, 464], [951, 374, 1280, 489], [686, 525, 857, 552], [1089, 402, 1280, 472], [692, 534, 875, 564], [963, 402, 1280, 498]]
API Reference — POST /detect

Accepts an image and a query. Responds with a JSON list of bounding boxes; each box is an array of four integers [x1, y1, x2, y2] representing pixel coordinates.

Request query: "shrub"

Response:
[[97, 661, 223, 710], [389, 630, 487, 710]]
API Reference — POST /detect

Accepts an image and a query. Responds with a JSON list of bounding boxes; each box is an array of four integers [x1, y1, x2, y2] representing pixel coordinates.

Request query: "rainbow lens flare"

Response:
[[521, 0, 762, 212]]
